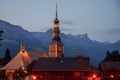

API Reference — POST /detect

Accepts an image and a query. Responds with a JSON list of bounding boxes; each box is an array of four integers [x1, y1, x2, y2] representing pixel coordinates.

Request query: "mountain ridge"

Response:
[[0, 20, 120, 66]]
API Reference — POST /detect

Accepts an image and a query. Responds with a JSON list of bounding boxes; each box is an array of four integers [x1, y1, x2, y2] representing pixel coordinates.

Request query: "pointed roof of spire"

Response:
[[55, 2, 58, 19]]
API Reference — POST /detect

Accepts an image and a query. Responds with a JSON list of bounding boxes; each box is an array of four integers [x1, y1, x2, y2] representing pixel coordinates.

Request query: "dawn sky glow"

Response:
[[0, 0, 120, 42]]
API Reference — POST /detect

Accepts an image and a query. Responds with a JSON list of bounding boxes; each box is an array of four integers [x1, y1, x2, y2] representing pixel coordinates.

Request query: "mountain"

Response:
[[0, 20, 120, 66], [0, 20, 46, 57], [32, 30, 112, 66]]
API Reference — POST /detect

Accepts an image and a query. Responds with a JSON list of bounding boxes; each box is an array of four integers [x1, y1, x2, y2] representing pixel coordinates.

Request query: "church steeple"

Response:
[[49, 3, 64, 57], [54, 2, 59, 30], [52, 2, 60, 42], [55, 3, 58, 19]]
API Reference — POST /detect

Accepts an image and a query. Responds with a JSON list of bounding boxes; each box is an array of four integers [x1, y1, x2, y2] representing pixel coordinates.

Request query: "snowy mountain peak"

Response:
[[78, 33, 88, 38]]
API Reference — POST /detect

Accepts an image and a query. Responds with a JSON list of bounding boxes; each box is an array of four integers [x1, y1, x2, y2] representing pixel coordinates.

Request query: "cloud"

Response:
[[58, 19, 76, 32], [61, 27, 73, 31], [60, 20, 75, 25], [106, 28, 120, 35]]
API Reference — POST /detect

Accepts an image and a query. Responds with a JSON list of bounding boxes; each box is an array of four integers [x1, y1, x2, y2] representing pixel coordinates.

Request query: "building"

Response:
[[32, 4, 91, 80], [0, 44, 48, 80], [32, 56, 90, 80], [49, 3, 64, 57], [0, 44, 32, 79], [98, 61, 120, 80]]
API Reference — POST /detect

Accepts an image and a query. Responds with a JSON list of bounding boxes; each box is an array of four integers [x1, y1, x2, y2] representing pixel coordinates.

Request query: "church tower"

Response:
[[49, 3, 64, 57]]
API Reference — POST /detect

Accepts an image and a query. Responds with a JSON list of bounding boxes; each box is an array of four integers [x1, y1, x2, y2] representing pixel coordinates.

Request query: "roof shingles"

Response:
[[32, 57, 90, 71]]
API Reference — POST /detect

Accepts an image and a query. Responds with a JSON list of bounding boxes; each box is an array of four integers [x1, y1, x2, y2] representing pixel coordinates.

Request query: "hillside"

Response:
[[0, 20, 120, 66]]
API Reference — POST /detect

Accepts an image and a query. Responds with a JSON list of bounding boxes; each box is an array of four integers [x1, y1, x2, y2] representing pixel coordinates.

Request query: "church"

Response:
[[0, 3, 93, 80], [32, 4, 91, 80]]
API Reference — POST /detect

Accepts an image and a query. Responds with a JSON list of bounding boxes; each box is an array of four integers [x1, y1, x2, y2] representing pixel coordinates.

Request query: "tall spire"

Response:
[[54, 2, 59, 31], [56, 2, 58, 19], [49, 2, 64, 57], [53, 2, 60, 42]]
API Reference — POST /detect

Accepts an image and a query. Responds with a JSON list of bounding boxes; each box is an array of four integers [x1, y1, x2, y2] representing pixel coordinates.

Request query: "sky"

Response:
[[0, 0, 120, 42]]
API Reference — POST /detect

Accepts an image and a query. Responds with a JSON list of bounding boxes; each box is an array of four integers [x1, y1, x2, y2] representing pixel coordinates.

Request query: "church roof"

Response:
[[32, 57, 90, 71], [28, 51, 48, 60], [0, 44, 32, 70]]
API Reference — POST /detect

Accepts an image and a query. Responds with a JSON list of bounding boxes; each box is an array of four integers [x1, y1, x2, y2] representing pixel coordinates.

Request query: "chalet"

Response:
[[0, 44, 48, 80], [98, 61, 120, 80]]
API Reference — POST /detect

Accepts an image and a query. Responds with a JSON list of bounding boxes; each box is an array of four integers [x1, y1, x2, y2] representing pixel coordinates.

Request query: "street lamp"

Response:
[[33, 75, 36, 80], [92, 74, 97, 80], [110, 74, 114, 78]]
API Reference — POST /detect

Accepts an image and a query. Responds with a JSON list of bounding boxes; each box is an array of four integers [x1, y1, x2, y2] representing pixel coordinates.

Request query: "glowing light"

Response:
[[33, 76, 36, 80], [54, 24, 59, 28], [92, 74, 96, 78], [110, 74, 114, 78], [73, 72, 80, 76]]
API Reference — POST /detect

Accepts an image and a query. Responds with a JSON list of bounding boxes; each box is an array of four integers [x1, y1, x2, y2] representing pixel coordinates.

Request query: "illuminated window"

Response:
[[73, 72, 80, 77]]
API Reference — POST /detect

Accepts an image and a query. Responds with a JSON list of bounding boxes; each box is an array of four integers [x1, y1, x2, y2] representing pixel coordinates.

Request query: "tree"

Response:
[[13, 67, 27, 80], [0, 31, 6, 79], [102, 50, 120, 62], [0, 30, 4, 46], [26, 60, 37, 75], [0, 30, 4, 65], [2, 49, 11, 66]]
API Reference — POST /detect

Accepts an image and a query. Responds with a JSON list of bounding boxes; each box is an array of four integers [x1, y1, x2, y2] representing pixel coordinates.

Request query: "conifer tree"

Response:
[[102, 50, 120, 62], [2, 49, 11, 66], [0, 30, 4, 46]]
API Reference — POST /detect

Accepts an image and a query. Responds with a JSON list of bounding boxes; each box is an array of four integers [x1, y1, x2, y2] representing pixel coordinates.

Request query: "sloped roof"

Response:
[[32, 57, 90, 71], [100, 61, 120, 71], [0, 44, 32, 70], [28, 51, 48, 60]]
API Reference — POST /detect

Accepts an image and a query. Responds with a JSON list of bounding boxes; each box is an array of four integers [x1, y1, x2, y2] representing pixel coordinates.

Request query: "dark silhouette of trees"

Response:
[[0, 30, 4, 65], [0, 49, 11, 79], [102, 50, 120, 62], [13, 67, 27, 80], [0, 30, 4, 46], [12, 60, 37, 80], [2, 49, 11, 66], [26, 60, 37, 75]]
